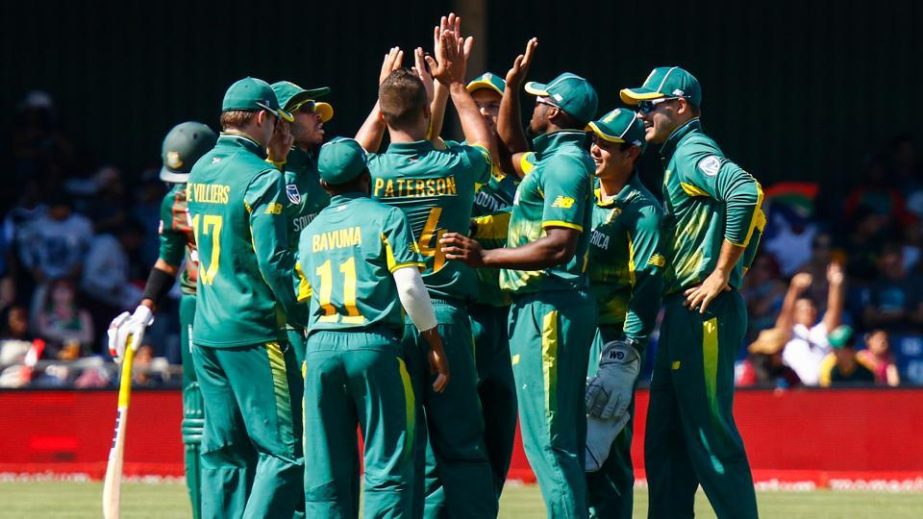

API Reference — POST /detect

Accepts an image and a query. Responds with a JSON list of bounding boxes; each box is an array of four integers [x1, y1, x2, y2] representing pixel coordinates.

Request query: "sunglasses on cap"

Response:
[[638, 97, 683, 115], [536, 96, 559, 109], [292, 100, 316, 114]]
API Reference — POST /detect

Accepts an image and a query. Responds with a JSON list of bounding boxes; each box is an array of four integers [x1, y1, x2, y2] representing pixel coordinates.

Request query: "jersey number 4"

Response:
[[316, 257, 366, 324], [191, 214, 222, 285], [417, 207, 446, 273]]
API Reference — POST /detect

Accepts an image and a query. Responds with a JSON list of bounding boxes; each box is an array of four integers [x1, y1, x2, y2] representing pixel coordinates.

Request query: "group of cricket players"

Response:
[[106, 12, 766, 519]]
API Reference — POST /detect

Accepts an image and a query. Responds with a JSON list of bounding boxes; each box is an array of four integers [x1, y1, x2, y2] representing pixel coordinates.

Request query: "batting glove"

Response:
[[108, 305, 154, 363], [585, 339, 640, 420]]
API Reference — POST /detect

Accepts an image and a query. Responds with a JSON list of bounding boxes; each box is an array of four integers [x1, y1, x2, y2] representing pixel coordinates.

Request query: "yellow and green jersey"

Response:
[[500, 130, 594, 294], [587, 174, 665, 346], [186, 134, 304, 347], [295, 193, 424, 333], [158, 183, 197, 295], [659, 119, 766, 295], [368, 140, 490, 302], [283, 146, 330, 249]]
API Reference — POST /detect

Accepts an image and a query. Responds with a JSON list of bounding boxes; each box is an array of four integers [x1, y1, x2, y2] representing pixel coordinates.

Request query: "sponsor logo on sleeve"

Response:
[[551, 195, 575, 209]]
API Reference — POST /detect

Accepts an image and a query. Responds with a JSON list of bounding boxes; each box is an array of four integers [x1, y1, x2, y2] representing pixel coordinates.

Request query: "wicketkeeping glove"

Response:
[[107, 305, 154, 363], [585, 339, 640, 420], [585, 411, 630, 472]]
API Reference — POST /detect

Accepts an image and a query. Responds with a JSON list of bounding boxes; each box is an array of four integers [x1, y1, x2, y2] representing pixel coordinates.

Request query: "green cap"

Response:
[[828, 325, 855, 349], [270, 81, 334, 122], [586, 108, 646, 152], [318, 138, 368, 185], [160, 121, 218, 183], [221, 77, 293, 122], [525, 72, 598, 125], [620, 66, 702, 107], [466, 72, 506, 95]]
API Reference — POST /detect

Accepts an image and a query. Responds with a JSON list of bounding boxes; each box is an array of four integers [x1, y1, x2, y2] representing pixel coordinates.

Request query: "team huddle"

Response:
[[107, 13, 765, 519]]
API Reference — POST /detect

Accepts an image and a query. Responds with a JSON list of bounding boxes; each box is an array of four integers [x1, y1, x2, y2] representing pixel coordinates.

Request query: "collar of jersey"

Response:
[[594, 170, 642, 207], [218, 133, 267, 158], [329, 192, 366, 206], [385, 140, 435, 154], [531, 129, 587, 155], [659, 118, 702, 160]]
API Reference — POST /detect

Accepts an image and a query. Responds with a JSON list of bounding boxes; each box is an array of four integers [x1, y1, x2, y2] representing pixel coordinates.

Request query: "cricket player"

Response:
[[441, 38, 600, 517], [360, 29, 498, 518], [108, 121, 217, 519], [464, 71, 519, 498], [270, 80, 334, 365], [186, 77, 306, 519], [582, 109, 665, 518], [621, 67, 765, 518], [296, 137, 449, 518]]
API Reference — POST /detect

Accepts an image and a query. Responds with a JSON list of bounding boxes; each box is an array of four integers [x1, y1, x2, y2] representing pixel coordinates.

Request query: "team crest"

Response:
[[166, 151, 183, 170], [286, 184, 302, 205], [698, 155, 721, 177]]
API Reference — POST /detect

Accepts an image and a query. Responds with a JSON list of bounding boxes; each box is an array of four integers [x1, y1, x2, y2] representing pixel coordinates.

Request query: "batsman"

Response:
[[108, 121, 217, 518], [621, 67, 765, 518]]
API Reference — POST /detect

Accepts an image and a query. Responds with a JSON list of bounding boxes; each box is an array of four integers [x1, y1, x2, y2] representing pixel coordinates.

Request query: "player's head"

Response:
[[466, 73, 505, 132], [866, 329, 890, 356], [524, 73, 598, 135], [318, 137, 371, 195], [379, 69, 430, 133], [793, 297, 818, 327], [160, 122, 217, 183], [587, 108, 646, 180], [272, 81, 333, 149], [219, 77, 293, 146], [621, 66, 702, 145], [829, 325, 857, 362]]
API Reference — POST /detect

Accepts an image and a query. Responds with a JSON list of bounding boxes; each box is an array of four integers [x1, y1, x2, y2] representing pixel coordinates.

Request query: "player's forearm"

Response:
[[482, 233, 577, 270], [497, 82, 528, 154], [713, 240, 746, 280], [623, 271, 664, 347], [355, 101, 386, 153], [427, 82, 450, 141], [393, 266, 437, 332], [722, 177, 762, 247], [823, 280, 846, 331], [450, 83, 493, 155], [140, 260, 180, 311]]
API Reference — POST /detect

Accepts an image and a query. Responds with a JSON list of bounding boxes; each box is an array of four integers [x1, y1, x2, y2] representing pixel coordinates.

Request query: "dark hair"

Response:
[[686, 100, 701, 117], [549, 107, 584, 131], [379, 69, 427, 129], [220, 110, 257, 131]]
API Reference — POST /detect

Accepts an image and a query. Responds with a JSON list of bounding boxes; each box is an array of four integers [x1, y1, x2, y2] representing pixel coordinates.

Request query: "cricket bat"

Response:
[[102, 336, 136, 519]]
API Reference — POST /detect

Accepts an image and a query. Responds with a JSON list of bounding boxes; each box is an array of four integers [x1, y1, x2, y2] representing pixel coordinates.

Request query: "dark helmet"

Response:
[[160, 121, 218, 183]]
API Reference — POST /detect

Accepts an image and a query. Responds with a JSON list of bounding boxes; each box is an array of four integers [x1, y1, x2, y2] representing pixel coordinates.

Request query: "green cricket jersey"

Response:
[[587, 174, 665, 346], [295, 193, 424, 333], [368, 140, 491, 301], [500, 130, 594, 294], [158, 183, 197, 295], [659, 119, 766, 295], [283, 146, 330, 248], [186, 133, 305, 347]]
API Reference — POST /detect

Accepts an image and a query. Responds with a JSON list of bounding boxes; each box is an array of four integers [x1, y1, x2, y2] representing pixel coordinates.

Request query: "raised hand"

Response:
[[379, 46, 404, 85], [413, 47, 434, 104], [506, 37, 538, 87], [266, 119, 294, 164], [426, 22, 467, 86]]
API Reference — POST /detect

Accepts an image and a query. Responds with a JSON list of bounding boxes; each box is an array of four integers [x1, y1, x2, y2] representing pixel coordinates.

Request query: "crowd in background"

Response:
[[1, 91, 920, 388]]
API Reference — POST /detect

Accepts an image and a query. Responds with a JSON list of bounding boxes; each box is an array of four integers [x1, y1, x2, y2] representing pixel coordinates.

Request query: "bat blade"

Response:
[[102, 337, 136, 519]]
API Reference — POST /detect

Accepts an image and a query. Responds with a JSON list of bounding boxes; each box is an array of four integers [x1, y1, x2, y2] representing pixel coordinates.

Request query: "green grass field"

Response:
[[1, 481, 922, 518]]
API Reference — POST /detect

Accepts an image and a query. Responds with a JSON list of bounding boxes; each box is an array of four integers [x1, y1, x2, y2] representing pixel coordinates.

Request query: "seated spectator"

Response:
[[81, 222, 144, 312], [779, 263, 846, 386], [0, 306, 33, 367], [862, 244, 923, 332], [742, 254, 786, 340], [33, 279, 94, 358], [844, 155, 914, 227], [856, 329, 900, 387], [741, 328, 802, 389], [20, 193, 93, 283], [819, 325, 876, 387]]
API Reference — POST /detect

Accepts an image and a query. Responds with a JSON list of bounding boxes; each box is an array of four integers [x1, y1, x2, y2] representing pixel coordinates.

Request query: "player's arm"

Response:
[[497, 38, 538, 178], [355, 47, 405, 153], [622, 206, 666, 348], [682, 157, 764, 313], [383, 208, 449, 392], [775, 272, 812, 332], [822, 262, 846, 333], [245, 168, 307, 328]]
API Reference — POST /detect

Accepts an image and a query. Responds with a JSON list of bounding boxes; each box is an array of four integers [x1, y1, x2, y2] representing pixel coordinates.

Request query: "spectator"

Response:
[[20, 193, 93, 284], [0, 306, 33, 366], [33, 279, 94, 358], [844, 155, 914, 228], [857, 329, 900, 387], [797, 232, 837, 312], [8, 91, 75, 202], [819, 325, 876, 387], [81, 222, 145, 338], [843, 207, 890, 281], [741, 328, 802, 389], [862, 244, 923, 332], [779, 263, 846, 386], [79, 166, 128, 234], [741, 254, 786, 340], [763, 210, 818, 276]]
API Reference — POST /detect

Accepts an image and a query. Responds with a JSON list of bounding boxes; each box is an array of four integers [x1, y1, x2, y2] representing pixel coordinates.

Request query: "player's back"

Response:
[[298, 194, 423, 333], [186, 134, 288, 347], [368, 140, 490, 301]]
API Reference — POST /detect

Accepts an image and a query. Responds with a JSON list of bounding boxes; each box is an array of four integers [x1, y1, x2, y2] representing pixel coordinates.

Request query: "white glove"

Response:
[[585, 340, 640, 420], [107, 305, 154, 363], [585, 412, 630, 472]]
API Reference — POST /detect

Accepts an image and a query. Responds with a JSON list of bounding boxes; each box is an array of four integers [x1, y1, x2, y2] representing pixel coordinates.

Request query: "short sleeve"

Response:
[[461, 144, 492, 186], [541, 156, 591, 232], [382, 208, 425, 272]]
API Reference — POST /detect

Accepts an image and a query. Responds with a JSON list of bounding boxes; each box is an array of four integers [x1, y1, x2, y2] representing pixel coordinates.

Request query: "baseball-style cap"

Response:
[[620, 66, 702, 107], [160, 121, 218, 182], [828, 325, 855, 349], [222, 77, 294, 122], [525, 72, 598, 125], [271, 81, 334, 123], [586, 108, 646, 151], [318, 137, 368, 185], [466, 72, 506, 95]]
